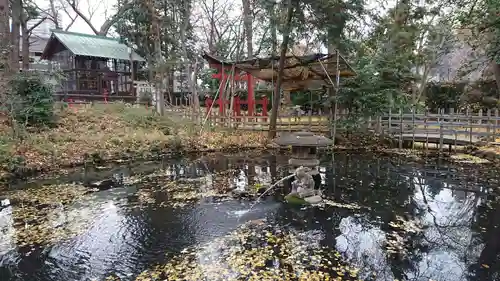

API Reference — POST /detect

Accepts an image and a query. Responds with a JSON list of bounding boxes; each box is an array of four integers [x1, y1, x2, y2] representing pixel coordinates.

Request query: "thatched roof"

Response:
[[202, 52, 356, 92]]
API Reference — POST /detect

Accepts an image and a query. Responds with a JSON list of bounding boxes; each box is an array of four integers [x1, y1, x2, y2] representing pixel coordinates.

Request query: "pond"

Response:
[[0, 152, 499, 281]]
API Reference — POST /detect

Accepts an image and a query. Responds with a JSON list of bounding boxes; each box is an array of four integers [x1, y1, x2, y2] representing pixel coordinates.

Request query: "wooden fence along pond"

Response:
[[65, 101, 500, 147], [173, 107, 500, 147]]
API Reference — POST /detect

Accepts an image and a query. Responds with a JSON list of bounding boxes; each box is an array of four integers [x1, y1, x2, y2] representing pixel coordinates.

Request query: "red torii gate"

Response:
[[202, 53, 261, 116], [202, 52, 358, 125]]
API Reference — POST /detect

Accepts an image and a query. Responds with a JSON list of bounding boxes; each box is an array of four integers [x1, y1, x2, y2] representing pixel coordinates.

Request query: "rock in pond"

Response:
[[86, 173, 125, 191], [285, 194, 323, 205], [304, 195, 322, 204], [285, 194, 308, 205]]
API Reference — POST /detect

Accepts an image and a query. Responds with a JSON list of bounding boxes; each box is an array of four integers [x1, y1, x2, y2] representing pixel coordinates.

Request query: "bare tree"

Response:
[[65, 0, 133, 35], [57, 0, 78, 30], [20, 13, 48, 70], [48, 0, 61, 28], [195, 0, 241, 56], [29, 0, 77, 31]]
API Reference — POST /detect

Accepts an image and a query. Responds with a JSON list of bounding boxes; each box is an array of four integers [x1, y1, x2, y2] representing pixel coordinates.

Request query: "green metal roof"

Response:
[[46, 30, 145, 62]]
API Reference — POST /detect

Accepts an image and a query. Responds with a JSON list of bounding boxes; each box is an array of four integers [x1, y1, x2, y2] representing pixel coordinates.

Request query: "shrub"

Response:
[[7, 72, 55, 128], [138, 90, 154, 106]]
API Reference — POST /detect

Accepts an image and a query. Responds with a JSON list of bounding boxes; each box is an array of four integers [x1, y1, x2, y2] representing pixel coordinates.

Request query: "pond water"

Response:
[[0, 152, 499, 281]]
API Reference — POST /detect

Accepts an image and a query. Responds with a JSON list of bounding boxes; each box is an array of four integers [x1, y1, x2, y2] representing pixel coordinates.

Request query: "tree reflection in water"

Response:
[[0, 152, 499, 281], [323, 153, 493, 281]]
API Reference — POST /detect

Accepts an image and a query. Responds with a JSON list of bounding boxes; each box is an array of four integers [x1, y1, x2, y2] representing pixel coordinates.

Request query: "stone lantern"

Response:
[[274, 131, 333, 190]]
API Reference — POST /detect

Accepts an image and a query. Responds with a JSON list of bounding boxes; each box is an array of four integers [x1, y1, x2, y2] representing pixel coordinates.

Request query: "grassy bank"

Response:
[[0, 103, 269, 178], [3, 102, 491, 180]]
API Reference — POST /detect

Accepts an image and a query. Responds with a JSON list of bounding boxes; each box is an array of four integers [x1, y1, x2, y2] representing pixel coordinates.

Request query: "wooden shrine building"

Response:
[[202, 52, 356, 116], [41, 30, 145, 101]]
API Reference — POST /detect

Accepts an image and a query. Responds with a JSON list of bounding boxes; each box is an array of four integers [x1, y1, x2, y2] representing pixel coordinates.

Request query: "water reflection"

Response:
[[0, 207, 14, 256], [336, 216, 390, 279], [0, 152, 499, 281]]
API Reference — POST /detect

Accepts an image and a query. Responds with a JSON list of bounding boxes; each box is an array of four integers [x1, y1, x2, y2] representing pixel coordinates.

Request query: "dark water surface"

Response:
[[1, 152, 499, 281]]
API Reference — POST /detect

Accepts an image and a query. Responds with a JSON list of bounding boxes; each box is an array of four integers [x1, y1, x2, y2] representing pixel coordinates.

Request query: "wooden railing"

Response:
[[60, 102, 500, 146], [192, 108, 500, 145], [202, 115, 329, 132], [371, 109, 500, 146]]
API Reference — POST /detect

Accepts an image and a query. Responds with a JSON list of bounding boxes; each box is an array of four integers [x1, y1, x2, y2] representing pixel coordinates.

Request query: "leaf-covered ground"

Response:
[[0, 104, 269, 178], [135, 219, 364, 281]]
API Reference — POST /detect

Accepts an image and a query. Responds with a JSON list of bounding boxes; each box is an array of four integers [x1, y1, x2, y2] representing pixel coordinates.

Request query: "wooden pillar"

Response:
[[247, 73, 255, 116], [75, 70, 79, 91]]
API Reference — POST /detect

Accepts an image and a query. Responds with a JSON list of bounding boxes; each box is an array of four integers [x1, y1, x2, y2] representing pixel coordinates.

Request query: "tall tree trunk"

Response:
[[327, 36, 336, 138], [0, 0, 10, 75], [20, 6, 30, 70], [268, 0, 294, 139], [0, 0, 10, 109], [21, 25, 29, 70], [179, 0, 197, 117], [269, 2, 277, 108], [242, 0, 253, 58], [242, 0, 254, 114], [192, 57, 199, 115], [11, 0, 21, 72], [270, 4, 277, 56], [148, 0, 164, 115]]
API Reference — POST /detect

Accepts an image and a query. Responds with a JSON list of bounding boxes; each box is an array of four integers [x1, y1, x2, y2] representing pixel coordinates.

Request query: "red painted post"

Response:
[[103, 88, 108, 104], [234, 96, 241, 117], [262, 97, 268, 122], [68, 98, 73, 108], [247, 73, 254, 116], [262, 97, 268, 116]]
